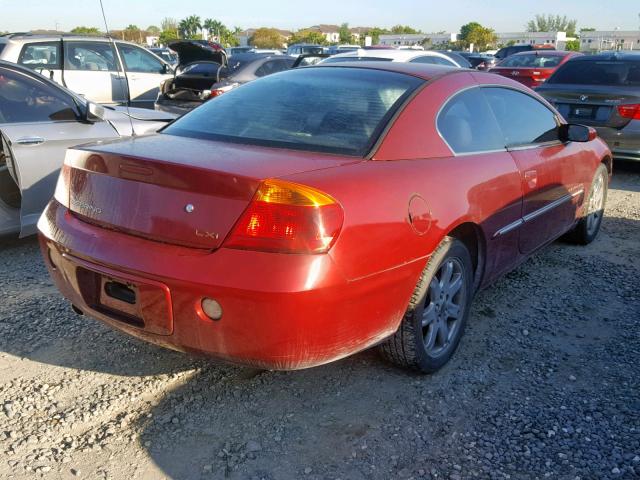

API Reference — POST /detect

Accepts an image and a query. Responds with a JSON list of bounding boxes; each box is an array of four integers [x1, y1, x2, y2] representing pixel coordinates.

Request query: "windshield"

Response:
[[500, 54, 563, 68], [548, 60, 640, 86], [163, 67, 422, 156]]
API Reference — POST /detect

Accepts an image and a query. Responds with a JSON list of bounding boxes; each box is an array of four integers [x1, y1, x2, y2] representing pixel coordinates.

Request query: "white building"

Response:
[[495, 31, 569, 49], [378, 33, 457, 47], [579, 30, 640, 52]]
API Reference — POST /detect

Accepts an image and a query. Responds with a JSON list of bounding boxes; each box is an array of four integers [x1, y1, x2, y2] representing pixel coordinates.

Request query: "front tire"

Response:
[[380, 237, 474, 373], [566, 164, 608, 245]]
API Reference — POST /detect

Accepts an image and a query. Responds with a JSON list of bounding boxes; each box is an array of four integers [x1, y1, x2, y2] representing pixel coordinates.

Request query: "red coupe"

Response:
[[489, 50, 582, 88], [38, 63, 611, 373]]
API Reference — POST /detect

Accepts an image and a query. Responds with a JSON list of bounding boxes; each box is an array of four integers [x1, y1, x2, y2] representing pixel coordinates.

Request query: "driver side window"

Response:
[[0, 67, 77, 123], [482, 87, 559, 147]]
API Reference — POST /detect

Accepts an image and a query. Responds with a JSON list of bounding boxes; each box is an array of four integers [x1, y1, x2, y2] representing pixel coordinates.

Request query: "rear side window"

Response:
[[0, 44, 5, 56], [499, 54, 563, 68], [437, 87, 505, 154], [18, 42, 60, 68], [164, 67, 423, 156], [65, 42, 119, 71], [411, 56, 454, 66], [0, 66, 77, 123], [549, 60, 640, 86], [254, 59, 293, 77], [483, 87, 559, 147]]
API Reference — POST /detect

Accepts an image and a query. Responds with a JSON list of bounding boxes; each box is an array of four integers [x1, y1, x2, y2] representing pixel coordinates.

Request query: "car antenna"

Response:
[[98, 0, 136, 136]]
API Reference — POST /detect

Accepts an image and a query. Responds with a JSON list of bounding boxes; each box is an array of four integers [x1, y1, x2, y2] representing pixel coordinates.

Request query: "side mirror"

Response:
[[559, 124, 597, 143], [84, 101, 105, 123], [160, 63, 172, 74]]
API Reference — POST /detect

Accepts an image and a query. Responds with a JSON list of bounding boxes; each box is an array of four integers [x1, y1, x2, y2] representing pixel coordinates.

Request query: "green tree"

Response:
[[249, 28, 285, 48], [338, 23, 353, 44], [70, 26, 101, 35], [459, 22, 496, 50], [580, 27, 595, 32], [289, 29, 327, 45], [161, 17, 178, 32], [179, 15, 201, 39], [362, 27, 389, 45], [203, 18, 224, 39], [125, 24, 139, 31], [159, 29, 178, 45], [526, 14, 577, 36], [565, 39, 581, 51], [390, 25, 420, 34], [147, 25, 160, 35], [459, 22, 482, 43]]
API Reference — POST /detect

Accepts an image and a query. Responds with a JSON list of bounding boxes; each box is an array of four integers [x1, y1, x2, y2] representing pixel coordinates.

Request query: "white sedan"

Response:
[[320, 49, 465, 67]]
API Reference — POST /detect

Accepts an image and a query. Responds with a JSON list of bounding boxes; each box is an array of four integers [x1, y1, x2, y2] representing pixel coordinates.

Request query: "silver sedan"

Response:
[[0, 61, 175, 237]]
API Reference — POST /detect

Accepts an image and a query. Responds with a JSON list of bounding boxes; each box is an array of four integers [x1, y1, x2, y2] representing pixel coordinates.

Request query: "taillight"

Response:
[[617, 104, 640, 120], [202, 83, 238, 100], [225, 179, 344, 254]]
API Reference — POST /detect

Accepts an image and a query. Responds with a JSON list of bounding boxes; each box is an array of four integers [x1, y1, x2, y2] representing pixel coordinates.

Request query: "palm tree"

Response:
[[179, 15, 202, 39], [203, 18, 224, 40]]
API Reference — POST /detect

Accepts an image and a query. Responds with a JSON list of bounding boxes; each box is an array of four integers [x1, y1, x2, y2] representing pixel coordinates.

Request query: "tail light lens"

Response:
[[225, 179, 343, 254], [617, 104, 640, 120], [201, 84, 238, 100]]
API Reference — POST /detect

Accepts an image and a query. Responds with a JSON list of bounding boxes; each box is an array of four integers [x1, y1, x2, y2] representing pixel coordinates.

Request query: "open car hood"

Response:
[[168, 41, 226, 68]]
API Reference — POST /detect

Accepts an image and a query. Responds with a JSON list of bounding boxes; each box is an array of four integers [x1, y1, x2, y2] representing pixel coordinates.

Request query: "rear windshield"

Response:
[[163, 67, 422, 156], [549, 60, 640, 86], [322, 56, 393, 64], [499, 54, 563, 68]]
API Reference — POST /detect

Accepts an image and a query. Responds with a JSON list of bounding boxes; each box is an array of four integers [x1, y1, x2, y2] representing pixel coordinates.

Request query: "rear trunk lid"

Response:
[[490, 67, 555, 88], [537, 84, 640, 128], [65, 134, 360, 249]]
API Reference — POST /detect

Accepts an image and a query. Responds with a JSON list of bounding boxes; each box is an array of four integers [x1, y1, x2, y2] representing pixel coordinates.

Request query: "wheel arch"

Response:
[[601, 154, 613, 176], [446, 221, 486, 292]]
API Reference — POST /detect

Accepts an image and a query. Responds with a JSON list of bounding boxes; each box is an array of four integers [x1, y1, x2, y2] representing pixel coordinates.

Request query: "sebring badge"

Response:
[[71, 199, 102, 215]]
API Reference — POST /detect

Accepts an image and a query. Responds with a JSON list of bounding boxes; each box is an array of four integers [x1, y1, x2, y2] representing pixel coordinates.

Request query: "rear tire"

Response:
[[565, 164, 608, 245], [379, 237, 473, 373]]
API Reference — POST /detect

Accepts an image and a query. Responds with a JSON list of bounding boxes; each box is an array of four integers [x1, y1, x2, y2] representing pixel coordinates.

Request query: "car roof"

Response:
[[312, 60, 462, 81], [571, 52, 640, 61], [327, 49, 457, 63], [508, 50, 574, 58], [0, 33, 147, 47]]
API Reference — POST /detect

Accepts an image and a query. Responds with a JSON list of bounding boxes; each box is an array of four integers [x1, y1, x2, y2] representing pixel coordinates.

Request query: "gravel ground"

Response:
[[1, 163, 639, 480]]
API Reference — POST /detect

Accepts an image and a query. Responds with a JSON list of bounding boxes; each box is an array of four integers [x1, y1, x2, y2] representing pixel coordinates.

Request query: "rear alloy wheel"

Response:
[[565, 164, 608, 245], [380, 237, 473, 373]]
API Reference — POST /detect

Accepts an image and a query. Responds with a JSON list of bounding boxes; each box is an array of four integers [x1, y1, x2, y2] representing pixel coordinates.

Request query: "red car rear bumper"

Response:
[[38, 200, 422, 370]]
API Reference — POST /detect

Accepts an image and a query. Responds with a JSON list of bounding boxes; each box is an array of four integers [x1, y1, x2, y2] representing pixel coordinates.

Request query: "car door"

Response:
[[63, 41, 127, 105], [116, 42, 173, 108], [436, 86, 524, 284], [0, 65, 118, 236], [482, 86, 583, 255]]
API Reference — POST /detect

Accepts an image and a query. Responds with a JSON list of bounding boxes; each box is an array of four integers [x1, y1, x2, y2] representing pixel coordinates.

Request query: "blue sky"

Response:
[[0, 0, 638, 32]]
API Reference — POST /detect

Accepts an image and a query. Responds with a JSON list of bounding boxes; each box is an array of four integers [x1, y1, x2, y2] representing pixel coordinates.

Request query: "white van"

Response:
[[0, 33, 174, 108]]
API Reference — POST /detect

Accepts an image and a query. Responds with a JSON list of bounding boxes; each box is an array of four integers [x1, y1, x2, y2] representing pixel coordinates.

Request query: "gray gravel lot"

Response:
[[1, 164, 639, 480]]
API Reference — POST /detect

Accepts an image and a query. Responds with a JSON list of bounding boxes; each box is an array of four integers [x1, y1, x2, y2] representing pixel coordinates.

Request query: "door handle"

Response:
[[15, 136, 45, 146], [524, 170, 537, 189]]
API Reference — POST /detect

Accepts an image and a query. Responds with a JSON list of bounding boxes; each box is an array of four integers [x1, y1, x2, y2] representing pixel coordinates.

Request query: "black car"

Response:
[[155, 52, 295, 115], [536, 52, 640, 163], [458, 52, 497, 70], [494, 44, 554, 61]]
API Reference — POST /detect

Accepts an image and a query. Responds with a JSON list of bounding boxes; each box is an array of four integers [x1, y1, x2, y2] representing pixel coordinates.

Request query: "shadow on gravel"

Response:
[[0, 235, 200, 377]]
